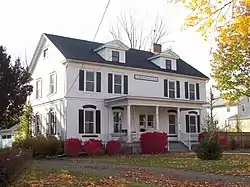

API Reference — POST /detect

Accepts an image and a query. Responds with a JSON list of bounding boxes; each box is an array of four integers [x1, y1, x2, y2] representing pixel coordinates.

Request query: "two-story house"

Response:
[[29, 33, 209, 150]]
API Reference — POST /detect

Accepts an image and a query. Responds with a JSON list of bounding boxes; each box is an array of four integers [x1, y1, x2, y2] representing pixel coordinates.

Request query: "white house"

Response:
[[29, 33, 209, 150]]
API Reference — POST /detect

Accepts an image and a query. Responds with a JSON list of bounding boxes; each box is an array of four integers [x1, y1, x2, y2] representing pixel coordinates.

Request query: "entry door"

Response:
[[113, 111, 123, 133], [169, 114, 176, 135]]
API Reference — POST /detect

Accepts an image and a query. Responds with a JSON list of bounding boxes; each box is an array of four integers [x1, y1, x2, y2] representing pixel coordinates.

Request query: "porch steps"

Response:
[[169, 141, 189, 152]]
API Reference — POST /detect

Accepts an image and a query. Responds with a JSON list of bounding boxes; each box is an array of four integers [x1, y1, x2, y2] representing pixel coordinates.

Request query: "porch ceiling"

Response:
[[104, 96, 207, 109]]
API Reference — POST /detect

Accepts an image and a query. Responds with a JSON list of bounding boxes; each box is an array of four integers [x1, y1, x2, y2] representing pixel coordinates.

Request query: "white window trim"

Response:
[[168, 113, 177, 135], [49, 72, 57, 95], [168, 80, 176, 99], [47, 110, 57, 135], [189, 114, 197, 133], [189, 83, 196, 100], [113, 74, 123, 94], [35, 113, 42, 134], [165, 59, 172, 70], [85, 70, 96, 92], [35, 78, 42, 99], [113, 110, 123, 133], [112, 50, 120, 62], [139, 114, 155, 130], [84, 109, 96, 134]]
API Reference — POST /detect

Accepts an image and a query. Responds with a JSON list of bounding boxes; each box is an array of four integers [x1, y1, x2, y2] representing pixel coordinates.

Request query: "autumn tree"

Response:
[[110, 13, 167, 50], [0, 46, 33, 130], [178, 0, 250, 103]]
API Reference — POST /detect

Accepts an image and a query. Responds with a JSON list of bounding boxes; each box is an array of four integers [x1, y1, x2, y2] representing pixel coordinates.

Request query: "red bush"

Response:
[[107, 140, 121, 156], [64, 138, 82, 157], [140, 132, 168, 154], [199, 132, 228, 150], [84, 139, 104, 156]]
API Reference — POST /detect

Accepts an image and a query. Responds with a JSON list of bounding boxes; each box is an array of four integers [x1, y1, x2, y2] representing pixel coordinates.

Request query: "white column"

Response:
[[177, 107, 181, 131], [156, 106, 160, 131], [127, 105, 131, 142]]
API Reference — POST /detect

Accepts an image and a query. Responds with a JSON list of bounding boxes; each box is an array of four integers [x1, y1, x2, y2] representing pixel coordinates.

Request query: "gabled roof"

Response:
[[94, 40, 129, 52], [148, 49, 180, 60], [44, 33, 209, 79]]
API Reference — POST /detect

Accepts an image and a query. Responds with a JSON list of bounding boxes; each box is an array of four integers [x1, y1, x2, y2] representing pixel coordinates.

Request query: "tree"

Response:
[[0, 46, 33, 130], [14, 102, 33, 141], [178, 0, 250, 103], [110, 13, 167, 50]]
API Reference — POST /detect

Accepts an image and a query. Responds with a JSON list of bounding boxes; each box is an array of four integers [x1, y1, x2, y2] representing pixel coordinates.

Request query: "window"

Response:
[[47, 110, 56, 135], [139, 115, 146, 130], [189, 115, 196, 133], [113, 111, 122, 133], [169, 81, 175, 98], [147, 115, 154, 128], [86, 71, 95, 92], [139, 114, 154, 131], [35, 114, 42, 134], [169, 114, 176, 134], [166, 60, 172, 70], [114, 74, 122, 94], [242, 105, 245, 112], [248, 98, 250, 102], [49, 73, 56, 94], [85, 110, 94, 133], [43, 48, 48, 58], [227, 106, 230, 112], [112, 51, 120, 62], [35, 79, 42, 99], [189, 83, 195, 100]]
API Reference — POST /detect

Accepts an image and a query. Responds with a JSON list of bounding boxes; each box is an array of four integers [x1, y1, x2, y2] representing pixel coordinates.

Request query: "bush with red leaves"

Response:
[[107, 140, 121, 156], [140, 132, 168, 154], [64, 138, 82, 157], [84, 139, 104, 156]]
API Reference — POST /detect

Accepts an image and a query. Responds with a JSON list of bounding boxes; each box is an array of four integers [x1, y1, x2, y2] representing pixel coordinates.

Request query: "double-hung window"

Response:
[[85, 110, 94, 133], [169, 81, 175, 98], [114, 74, 122, 94], [35, 79, 42, 99], [139, 114, 154, 131], [47, 110, 56, 135], [113, 111, 122, 133], [166, 60, 172, 70], [189, 83, 195, 100], [112, 51, 120, 62], [86, 71, 95, 92], [49, 72, 56, 95], [189, 115, 196, 133], [35, 114, 42, 134]]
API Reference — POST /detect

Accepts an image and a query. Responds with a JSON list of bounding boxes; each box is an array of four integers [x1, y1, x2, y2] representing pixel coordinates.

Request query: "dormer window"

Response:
[[112, 51, 120, 62], [166, 60, 172, 70]]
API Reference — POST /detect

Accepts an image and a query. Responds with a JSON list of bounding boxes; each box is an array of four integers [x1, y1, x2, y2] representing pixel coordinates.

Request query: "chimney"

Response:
[[153, 43, 162, 53]]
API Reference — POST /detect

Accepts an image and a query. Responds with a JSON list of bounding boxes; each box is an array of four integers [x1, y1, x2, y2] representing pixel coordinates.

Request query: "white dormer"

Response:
[[94, 40, 129, 63], [148, 44, 179, 71]]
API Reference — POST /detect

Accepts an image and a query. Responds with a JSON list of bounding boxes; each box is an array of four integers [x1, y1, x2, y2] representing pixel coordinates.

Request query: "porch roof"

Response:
[[104, 96, 207, 109]]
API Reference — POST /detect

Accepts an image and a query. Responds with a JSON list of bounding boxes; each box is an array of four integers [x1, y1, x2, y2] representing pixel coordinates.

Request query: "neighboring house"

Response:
[[29, 33, 208, 150], [0, 125, 18, 148]]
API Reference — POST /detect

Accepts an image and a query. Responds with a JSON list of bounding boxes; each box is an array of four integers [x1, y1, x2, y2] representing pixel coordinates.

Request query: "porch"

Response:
[[105, 96, 205, 150]]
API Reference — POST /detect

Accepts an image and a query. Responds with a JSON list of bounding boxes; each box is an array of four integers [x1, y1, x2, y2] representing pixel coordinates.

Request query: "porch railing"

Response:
[[178, 129, 191, 150], [109, 132, 141, 142]]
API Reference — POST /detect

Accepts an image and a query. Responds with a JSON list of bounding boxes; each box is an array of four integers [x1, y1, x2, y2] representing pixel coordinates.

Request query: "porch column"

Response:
[[177, 107, 181, 131], [156, 106, 160, 131], [127, 105, 131, 142]]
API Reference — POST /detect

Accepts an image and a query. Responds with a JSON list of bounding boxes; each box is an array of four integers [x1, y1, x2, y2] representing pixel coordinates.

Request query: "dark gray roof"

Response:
[[45, 33, 209, 79]]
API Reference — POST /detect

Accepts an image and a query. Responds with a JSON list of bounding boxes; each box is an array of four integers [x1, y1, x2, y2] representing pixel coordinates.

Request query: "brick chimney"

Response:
[[153, 43, 162, 53]]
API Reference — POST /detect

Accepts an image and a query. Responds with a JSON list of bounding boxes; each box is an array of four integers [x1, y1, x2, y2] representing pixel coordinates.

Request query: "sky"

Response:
[[0, 0, 213, 88]]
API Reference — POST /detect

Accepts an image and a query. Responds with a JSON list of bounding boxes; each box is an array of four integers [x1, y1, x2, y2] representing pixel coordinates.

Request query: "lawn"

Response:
[[91, 154, 250, 176]]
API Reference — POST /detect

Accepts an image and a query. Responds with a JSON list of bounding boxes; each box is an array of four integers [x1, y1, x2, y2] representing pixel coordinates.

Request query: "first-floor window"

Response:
[[35, 114, 42, 134], [113, 111, 122, 133], [47, 110, 56, 135], [139, 114, 154, 131], [85, 110, 94, 133], [139, 115, 146, 130], [169, 114, 176, 134], [189, 115, 196, 133]]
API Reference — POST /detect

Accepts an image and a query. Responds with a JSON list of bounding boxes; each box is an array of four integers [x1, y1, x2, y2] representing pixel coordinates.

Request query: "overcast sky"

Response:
[[0, 0, 212, 80]]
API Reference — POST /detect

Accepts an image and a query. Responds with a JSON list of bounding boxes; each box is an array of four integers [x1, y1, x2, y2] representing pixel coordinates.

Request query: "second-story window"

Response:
[[166, 60, 172, 70], [169, 81, 175, 98], [49, 72, 56, 95], [242, 105, 245, 112], [86, 71, 95, 92], [189, 83, 195, 100], [112, 51, 120, 62], [114, 74, 122, 94], [35, 79, 42, 99]]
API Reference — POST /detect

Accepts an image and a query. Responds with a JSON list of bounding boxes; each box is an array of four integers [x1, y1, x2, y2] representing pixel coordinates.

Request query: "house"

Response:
[[29, 33, 209, 150]]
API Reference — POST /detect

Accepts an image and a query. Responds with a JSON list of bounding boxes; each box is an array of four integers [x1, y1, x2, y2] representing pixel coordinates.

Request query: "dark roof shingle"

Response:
[[45, 33, 208, 79]]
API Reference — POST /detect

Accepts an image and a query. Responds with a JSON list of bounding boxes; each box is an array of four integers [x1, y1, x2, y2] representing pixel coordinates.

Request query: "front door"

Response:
[[169, 114, 176, 135]]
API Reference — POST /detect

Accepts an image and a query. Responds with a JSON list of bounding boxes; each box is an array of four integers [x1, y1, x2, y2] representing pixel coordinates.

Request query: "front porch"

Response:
[[105, 96, 205, 150]]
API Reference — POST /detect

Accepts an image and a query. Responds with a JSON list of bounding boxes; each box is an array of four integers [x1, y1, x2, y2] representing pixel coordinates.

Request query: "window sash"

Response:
[[84, 110, 95, 134], [189, 115, 196, 133], [36, 80, 42, 99], [189, 84, 195, 100], [114, 75, 122, 94], [139, 114, 154, 129], [35, 114, 42, 134], [169, 81, 175, 98], [112, 51, 119, 61], [86, 71, 95, 92], [166, 60, 172, 69], [49, 73, 56, 94]]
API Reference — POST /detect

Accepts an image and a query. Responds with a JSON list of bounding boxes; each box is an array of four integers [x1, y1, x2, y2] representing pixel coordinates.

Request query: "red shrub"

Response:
[[64, 138, 82, 157], [107, 140, 121, 156], [84, 139, 104, 156], [199, 132, 228, 150], [140, 132, 168, 154]]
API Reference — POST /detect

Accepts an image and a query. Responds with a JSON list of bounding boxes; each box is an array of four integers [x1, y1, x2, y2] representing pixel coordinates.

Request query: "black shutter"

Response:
[[197, 115, 200, 133], [164, 79, 168, 97], [176, 81, 180, 98], [196, 83, 200, 100], [79, 109, 84, 133], [108, 73, 113, 93], [79, 70, 84, 91], [124, 75, 128, 94], [96, 72, 101, 92], [185, 82, 189, 99], [96, 110, 101, 134], [186, 115, 190, 133]]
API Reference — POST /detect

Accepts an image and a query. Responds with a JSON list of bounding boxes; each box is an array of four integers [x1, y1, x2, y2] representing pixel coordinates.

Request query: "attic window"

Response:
[[43, 48, 48, 58], [112, 51, 119, 62], [166, 60, 172, 70]]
